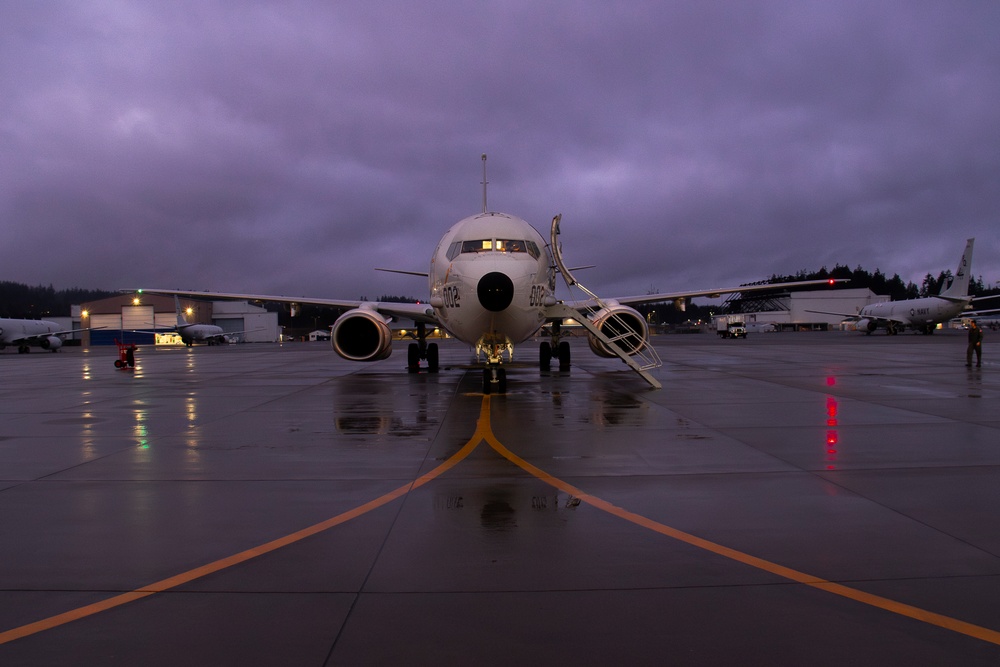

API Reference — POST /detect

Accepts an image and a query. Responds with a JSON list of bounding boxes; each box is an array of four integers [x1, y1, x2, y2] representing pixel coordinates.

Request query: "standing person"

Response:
[[966, 321, 983, 367]]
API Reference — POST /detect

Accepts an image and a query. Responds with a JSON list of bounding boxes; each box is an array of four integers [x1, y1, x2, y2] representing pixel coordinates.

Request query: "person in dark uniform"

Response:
[[966, 321, 983, 367]]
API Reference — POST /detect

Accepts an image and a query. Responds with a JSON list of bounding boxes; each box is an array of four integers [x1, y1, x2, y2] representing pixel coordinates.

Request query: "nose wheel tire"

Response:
[[483, 367, 506, 394]]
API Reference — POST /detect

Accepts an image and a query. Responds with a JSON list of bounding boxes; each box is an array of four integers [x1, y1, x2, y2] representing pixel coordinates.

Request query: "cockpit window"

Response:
[[460, 239, 534, 255], [462, 239, 494, 253], [496, 239, 525, 253]]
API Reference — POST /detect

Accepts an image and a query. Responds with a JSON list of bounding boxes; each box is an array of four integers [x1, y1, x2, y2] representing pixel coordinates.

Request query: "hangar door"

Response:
[[122, 306, 155, 331]]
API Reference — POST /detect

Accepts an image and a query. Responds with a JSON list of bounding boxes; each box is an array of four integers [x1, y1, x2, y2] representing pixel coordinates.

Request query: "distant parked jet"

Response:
[[808, 238, 976, 334], [0, 318, 90, 353]]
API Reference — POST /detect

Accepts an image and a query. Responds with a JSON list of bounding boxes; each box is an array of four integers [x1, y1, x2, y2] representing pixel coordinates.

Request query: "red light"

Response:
[[828, 279, 835, 285]]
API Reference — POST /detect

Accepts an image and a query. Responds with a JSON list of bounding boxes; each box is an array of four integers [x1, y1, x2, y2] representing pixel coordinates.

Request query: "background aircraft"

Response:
[[0, 318, 88, 353], [134, 296, 233, 346], [808, 238, 979, 335]]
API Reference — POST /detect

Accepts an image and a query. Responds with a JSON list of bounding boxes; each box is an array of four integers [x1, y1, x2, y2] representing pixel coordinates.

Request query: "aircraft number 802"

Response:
[[443, 285, 460, 308], [529, 284, 547, 307]]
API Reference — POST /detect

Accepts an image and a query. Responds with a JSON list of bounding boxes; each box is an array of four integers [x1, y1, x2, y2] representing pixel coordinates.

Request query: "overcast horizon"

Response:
[[2, 2, 998, 304]]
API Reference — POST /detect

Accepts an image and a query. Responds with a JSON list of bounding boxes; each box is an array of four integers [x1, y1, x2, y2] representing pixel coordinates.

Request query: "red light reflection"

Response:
[[824, 377, 839, 469]]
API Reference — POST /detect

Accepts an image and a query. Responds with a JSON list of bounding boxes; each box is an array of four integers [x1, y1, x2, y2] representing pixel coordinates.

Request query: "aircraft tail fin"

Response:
[[174, 295, 188, 327], [941, 238, 974, 298]]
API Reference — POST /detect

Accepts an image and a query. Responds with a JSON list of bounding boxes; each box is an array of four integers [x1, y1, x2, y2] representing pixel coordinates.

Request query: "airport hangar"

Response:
[[715, 286, 888, 331], [74, 293, 280, 346]]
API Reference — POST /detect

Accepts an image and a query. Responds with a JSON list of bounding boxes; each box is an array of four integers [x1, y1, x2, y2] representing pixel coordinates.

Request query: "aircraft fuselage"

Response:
[[860, 297, 968, 325], [0, 318, 64, 352], [428, 212, 555, 362], [177, 323, 227, 346]]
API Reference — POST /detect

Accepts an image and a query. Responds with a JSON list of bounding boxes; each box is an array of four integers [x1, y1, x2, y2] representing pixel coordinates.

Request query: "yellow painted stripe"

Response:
[[481, 397, 1000, 647], [0, 399, 488, 646]]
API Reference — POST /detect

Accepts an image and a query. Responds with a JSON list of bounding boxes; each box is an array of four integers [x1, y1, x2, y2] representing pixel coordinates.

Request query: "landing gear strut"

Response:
[[406, 322, 439, 373]]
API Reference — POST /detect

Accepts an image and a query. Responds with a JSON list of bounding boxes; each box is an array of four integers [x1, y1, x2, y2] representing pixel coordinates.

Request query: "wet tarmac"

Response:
[[1, 331, 999, 665]]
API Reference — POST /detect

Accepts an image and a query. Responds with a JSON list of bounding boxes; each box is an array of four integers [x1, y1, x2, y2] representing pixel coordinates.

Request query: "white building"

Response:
[[724, 288, 888, 332]]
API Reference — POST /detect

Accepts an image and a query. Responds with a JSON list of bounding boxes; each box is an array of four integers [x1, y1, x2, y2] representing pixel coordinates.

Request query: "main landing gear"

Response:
[[406, 322, 439, 373], [539, 320, 571, 371]]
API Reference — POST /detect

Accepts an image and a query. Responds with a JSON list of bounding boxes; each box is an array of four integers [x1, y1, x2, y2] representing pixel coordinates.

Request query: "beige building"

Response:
[[79, 293, 279, 345]]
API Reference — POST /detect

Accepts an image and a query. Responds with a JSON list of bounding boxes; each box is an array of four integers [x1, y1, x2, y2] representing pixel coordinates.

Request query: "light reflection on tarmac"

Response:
[[1, 333, 1000, 665]]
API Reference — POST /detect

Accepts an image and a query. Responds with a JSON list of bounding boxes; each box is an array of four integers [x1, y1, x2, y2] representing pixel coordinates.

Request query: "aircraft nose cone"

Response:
[[477, 272, 515, 312]]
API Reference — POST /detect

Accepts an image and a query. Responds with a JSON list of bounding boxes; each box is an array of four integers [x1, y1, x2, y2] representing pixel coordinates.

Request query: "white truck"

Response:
[[715, 316, 747, 339]]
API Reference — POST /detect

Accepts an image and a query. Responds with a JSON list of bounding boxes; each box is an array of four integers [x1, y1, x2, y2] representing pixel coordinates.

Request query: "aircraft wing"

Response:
[[130, 289, 440, 325], [802, 309, 919, 326], [563, 279, 847, 310], [803, 309, 861, 320], [7, 326, 101, 344]]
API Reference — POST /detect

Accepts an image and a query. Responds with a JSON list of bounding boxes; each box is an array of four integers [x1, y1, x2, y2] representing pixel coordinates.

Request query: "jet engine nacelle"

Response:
[[856, 318, 877, 333], [40, 335, 63, 351], [587, 304, 649, 358], [332, 308, 393, 361]]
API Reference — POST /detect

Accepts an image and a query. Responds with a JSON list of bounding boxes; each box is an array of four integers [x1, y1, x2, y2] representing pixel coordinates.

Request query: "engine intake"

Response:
[[332, 308, 393, 361], [40, 335, 63, 351], [856, 318, 877, 333], [587, 304, 649, 358]]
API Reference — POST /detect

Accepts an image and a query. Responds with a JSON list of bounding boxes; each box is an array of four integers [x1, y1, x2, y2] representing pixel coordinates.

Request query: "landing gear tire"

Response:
[[407, 343, 420, 373], [482, 366, 507, 394], [427, 343, 439, 373], [539, 342, 552, 371], [558, 341, 571, 371]]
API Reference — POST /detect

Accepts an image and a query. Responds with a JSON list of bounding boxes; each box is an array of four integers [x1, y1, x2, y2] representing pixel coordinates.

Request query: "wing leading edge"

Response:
[[130, 289, 440, 325]]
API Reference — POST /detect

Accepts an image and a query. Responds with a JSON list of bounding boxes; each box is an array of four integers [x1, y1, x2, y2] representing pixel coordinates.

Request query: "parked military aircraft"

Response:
[[134, 295, 233, 346], [136, 158, 841, 392], [0, 318, 88, 353], [808, 238, 978, 335]]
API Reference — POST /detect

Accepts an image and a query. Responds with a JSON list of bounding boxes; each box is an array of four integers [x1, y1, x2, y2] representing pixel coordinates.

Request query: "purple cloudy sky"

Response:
[[2, 1, 998, 302]]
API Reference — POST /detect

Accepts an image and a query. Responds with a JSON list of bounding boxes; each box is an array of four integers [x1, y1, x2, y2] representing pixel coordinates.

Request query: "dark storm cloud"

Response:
[[2, 1, 998, 302]]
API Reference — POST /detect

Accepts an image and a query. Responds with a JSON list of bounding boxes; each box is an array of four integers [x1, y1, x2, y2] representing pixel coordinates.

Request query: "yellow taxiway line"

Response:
[[3, 395, 999, 648]]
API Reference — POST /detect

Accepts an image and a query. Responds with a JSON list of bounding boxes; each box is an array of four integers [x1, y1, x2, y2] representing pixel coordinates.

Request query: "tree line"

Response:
[[0, 282, 114, 319], [767, 264, 997, 301]]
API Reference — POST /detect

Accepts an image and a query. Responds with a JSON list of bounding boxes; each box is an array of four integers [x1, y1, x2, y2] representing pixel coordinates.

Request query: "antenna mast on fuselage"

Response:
[[481, 153, 488, 213]]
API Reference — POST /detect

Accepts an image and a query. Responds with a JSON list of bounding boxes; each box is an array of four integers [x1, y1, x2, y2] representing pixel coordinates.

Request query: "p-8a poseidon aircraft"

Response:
[[0, 318, 95, 354], [808, 238, 978, 335], [137, 160, 841, 392]]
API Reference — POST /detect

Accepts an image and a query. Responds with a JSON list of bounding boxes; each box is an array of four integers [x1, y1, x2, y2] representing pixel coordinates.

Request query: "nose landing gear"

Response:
[[482, 366, 506, 394]]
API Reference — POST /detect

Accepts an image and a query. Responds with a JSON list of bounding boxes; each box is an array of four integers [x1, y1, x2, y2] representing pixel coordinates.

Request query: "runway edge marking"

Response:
[[480, 398, 1000, 648], [0, 399, 490, 646]]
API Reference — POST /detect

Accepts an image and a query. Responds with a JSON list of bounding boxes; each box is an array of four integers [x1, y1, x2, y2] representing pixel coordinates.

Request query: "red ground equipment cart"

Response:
[[114, 339, 137, 369]]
